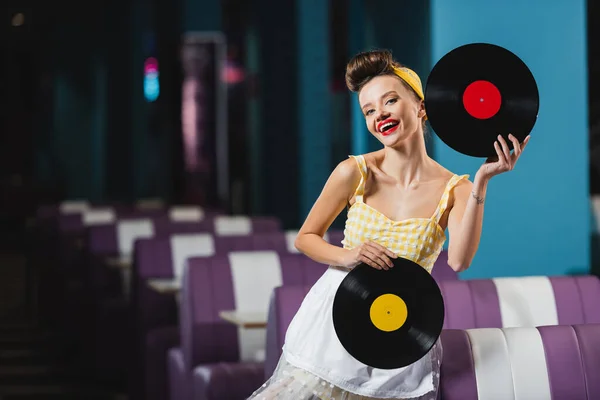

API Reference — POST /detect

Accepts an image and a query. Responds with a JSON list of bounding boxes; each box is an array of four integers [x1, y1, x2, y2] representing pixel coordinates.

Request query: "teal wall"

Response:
[[297, 0, 332, 221], [430, 0, 590, 278], [348, 0, 590, 278], [348, 0, 431, 154]]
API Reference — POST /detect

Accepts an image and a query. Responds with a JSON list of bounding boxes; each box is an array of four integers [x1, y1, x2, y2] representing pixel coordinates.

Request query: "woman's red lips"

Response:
[[381, 125, 398, 136], [377, 119, 399, 135]]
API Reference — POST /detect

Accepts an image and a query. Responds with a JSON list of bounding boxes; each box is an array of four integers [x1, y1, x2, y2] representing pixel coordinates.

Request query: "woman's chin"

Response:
[[377, 128, 420, 148], [379, 131, 404, 146]]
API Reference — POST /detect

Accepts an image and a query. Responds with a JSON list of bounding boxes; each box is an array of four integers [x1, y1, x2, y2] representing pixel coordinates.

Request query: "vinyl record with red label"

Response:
[[424, 43, 539, 158], [332, 257, 445, 370]]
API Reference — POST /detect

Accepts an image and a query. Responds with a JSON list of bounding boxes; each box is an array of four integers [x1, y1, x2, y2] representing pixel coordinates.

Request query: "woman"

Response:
[[250, 49, 529, 399]]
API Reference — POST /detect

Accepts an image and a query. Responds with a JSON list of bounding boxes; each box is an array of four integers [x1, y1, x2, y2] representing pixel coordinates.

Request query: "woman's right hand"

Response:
[[340, 241, 397, 270]]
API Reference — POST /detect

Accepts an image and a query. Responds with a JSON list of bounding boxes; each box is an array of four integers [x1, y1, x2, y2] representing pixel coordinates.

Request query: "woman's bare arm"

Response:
[[294, 158, 361, 265], [446, 174, 487, 272]]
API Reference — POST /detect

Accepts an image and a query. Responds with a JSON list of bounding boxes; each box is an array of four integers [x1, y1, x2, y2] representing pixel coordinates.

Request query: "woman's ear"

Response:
[[418, 100, 427, 119]]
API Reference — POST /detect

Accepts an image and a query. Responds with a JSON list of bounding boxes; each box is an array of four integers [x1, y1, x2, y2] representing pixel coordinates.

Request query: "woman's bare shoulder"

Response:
[[324, 156, 363, 205], [431, 160, 470, 183], [431, 162, 473, 208], [333, 156, 362, 180], [361, 150, 386, 168]]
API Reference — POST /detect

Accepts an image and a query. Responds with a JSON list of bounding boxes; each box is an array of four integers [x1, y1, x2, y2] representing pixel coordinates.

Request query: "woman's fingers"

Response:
[[361, 243, 393, 269], [521, 135, 531, 151], [359, 251, 386, 270], [497, 135, 512, 168], [493, 141, 507, 166], [355, 242, 396, 270], [367, 241, 397, 259], [508, 134, 521, 158]]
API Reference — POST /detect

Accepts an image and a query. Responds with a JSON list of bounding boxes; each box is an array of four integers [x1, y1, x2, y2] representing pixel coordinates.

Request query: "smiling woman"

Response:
[[247, 49, 529, 400]]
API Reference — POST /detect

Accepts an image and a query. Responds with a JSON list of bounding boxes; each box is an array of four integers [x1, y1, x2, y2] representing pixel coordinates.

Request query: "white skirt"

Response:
[[250, 266, 442, 399], [248, 345, 441, 400]]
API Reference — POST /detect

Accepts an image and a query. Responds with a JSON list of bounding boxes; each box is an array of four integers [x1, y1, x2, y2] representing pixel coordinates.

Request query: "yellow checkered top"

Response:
[[341, 155, 469, 273]]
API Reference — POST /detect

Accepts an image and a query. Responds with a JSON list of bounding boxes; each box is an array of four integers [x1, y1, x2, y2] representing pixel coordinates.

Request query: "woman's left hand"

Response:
[[477, 133, 530, 180]]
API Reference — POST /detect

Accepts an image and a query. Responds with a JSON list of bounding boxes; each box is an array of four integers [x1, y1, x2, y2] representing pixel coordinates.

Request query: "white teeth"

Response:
[[379, 122, 396, 132]]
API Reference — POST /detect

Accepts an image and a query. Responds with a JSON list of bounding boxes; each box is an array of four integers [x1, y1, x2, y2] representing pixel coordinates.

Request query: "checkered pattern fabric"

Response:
[[341, 155, 468, 273]]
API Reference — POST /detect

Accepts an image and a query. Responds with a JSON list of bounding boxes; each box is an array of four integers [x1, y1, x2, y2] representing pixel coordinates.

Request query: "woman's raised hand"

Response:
[[478, 133, 530, 180]]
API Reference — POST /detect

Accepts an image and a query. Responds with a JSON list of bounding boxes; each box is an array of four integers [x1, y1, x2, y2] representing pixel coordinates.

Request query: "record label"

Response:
[[370, 293, 408, 332], [462, 80, 502, 119]]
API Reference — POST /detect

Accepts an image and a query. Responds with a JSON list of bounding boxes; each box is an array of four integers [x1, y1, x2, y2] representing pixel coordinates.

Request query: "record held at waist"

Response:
[[332, 257, 445, 370], [424, 43, 539, 158]]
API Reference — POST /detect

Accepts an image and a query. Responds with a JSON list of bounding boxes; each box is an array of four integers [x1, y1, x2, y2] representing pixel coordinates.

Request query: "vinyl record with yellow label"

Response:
[[332, 257, 445, 369]]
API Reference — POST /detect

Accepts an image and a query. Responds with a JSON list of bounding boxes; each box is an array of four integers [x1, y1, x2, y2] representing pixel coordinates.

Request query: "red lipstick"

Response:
[[377, 119, 400, 136]]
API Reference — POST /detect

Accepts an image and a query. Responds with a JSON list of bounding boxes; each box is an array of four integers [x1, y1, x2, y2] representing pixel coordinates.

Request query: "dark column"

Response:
[[105, 0, 135, 201], [255, 0, 300, 227], [297, 0, 332, 222]]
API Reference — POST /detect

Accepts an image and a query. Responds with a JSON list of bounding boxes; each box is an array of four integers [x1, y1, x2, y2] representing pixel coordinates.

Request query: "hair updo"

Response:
[[345, 49, 421, 102], [346, 49, 428, 131]]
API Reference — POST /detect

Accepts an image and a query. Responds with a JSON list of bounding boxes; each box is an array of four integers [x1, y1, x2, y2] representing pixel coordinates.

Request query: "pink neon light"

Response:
[[144, 57, 159, 74]]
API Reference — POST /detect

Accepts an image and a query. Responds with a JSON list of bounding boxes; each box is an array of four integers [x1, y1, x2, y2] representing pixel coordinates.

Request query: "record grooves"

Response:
[[424, 43, 539, 158], [332, 257, 445, 370]]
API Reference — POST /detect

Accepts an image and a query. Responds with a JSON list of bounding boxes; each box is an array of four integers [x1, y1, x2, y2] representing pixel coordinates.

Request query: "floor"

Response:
[[0, 215, 125, 400]]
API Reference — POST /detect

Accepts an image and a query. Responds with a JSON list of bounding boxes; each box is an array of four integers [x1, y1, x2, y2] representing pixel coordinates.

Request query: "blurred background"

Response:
[[0, 0, 598, 398]]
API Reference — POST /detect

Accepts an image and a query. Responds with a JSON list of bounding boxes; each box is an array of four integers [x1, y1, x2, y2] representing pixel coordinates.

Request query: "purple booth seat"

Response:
[[218, 229, 344, 255], [87, 216, 223, 298], [439, 275, 600, 329], [210, 215, 282, 235], [60, 208, 270, 239], [263, 285, 312, 378], [54, 206, 148, 285], [132, 205, 217, 222], [109, 215, 281, 239], [34, 201, 91, 254], [431, 250, 459, 282], [38, 206, 126, 331], [48, 205, 214, 287], [128, 231, 221, 396], [36, 200, 91, 220], [168, 251, 329, 400], [89, 221, 224, 385], [93, 216, 284, 331], [133, 229, 296, 349], [35, 200, 154, 223], [141, 231, 342, 400], [82, 218, 178, 378], [132, 230, 341, 342], [132, 229, 313, 400], [260, 288, 600, 400], [439, 324, 600, 400]]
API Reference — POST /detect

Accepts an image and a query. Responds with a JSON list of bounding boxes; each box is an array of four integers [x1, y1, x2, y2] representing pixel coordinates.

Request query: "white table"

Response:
[[147, 278, 181, 294], [219, 311, 268, 329]]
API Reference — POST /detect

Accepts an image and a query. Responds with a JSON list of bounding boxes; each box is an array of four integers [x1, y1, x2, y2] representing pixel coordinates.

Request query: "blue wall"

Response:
[[430, 0, 590, 278], [349, 0, 431, 154]]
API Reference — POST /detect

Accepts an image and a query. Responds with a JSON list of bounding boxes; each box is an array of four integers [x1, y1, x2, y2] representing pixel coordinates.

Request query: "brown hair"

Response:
[[345, 49, 420, 102], [346, 49, 428, 131]]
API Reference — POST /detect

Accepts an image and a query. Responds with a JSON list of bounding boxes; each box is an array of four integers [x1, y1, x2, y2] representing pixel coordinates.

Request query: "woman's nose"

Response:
[[376, 110, 390, 121]]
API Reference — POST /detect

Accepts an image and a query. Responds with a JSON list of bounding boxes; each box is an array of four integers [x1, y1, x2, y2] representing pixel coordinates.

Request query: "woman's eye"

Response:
[[365, 109, 374, 116], [386, 98, 397, 105]]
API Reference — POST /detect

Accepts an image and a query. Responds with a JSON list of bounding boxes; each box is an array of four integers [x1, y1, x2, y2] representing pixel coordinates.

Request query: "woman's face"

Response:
[[358, 75, 425, 148]]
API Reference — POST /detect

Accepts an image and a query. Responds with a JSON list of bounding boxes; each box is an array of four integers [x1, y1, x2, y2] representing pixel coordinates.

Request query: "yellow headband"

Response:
[[391, 66, 427, 121], [391, 66, 425, 100]]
